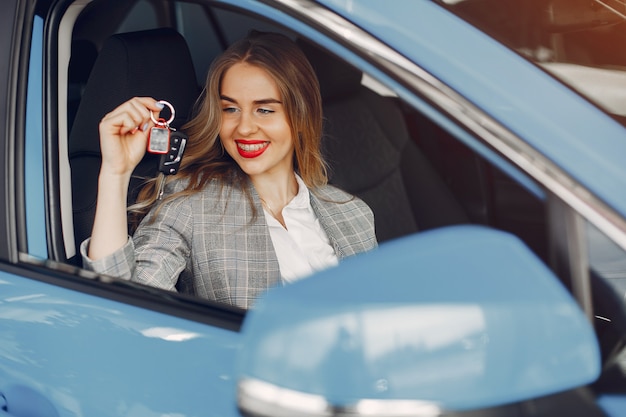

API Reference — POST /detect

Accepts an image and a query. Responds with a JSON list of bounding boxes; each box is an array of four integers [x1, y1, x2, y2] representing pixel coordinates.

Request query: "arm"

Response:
[[88, 97, 164, 260], [81, 178, 193, 290]]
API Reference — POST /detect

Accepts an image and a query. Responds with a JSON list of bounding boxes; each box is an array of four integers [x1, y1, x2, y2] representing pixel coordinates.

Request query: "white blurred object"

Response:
[[542, 62, 626, 117]]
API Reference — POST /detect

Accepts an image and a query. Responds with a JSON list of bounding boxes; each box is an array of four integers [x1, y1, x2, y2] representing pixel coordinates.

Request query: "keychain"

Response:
[[147, 100, 176, 154], [148, 100, 187, 175], [147, 100, 189, 199]]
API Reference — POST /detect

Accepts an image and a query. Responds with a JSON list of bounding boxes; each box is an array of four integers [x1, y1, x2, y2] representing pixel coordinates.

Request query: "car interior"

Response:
[[40, 0, 626, 396], [64, 0, 541, 254]]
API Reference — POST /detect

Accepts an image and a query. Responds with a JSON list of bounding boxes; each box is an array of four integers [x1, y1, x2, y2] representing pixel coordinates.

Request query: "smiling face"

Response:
[[219, 62, 295, 181]]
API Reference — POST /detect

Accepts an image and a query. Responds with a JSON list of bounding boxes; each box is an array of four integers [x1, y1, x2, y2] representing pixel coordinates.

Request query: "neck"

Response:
[[252, 171, 299, 215]]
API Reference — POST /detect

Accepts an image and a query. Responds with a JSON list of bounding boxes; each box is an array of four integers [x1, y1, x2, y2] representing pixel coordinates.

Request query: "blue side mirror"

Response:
[[237, 226, 600, 416]]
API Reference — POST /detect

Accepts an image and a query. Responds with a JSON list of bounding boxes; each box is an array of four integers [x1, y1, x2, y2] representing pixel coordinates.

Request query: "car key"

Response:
[[156, 131, 188, 200], [158, 130, 188, 176]]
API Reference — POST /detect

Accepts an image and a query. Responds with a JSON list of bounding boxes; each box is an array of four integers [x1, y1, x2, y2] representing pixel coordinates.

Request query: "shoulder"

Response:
[[313, 184, 371, 213], [311, 184, 378, 255], [314, 184, 353, 200], [311, 184, 375, 230]]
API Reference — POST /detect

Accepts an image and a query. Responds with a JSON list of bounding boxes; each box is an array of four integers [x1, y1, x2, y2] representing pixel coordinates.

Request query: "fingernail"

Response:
[[142, 122, 149, 131], [155, 102, 164, 109]]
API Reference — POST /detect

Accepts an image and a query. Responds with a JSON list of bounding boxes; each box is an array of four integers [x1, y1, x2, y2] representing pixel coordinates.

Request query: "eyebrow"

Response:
[[220, 95, 282, 105]]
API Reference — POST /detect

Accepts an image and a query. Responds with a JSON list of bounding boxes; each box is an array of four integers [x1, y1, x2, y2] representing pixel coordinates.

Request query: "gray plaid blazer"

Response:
[[82, 177, 377, 309]]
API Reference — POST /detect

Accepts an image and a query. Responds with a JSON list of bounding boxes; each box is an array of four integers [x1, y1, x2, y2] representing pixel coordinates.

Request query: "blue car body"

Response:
[[1, 0, 626, 416]]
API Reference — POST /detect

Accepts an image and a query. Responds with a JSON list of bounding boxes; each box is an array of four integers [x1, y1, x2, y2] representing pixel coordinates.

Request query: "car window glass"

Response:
[[176, 2, 221, 83], [435, 0, 626, 127], [586, 221, 626, 384], [588, 222, 626, 299], [25, 15, 47, 259], [213, 7, 292, 43], [117, 0, 159, 33]]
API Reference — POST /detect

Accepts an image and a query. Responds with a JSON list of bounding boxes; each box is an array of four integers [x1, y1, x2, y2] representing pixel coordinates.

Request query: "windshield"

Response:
[[435, 0, 626, 127]]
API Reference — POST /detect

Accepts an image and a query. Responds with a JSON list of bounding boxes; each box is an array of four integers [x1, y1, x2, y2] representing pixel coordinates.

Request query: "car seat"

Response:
[[297, 40, 468, 242], [67, 39, 98, 132], [68, 28, 199, 257]]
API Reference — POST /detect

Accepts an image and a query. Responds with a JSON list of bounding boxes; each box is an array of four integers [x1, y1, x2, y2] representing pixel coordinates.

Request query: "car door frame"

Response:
[[4, 0, 246, 331], [1, 0, 31, 264]]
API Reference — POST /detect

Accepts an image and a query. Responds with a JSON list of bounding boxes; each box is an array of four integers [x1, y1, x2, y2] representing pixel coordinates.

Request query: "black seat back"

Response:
[[298, 40, 468, 242], [69, 28, 199, 253]]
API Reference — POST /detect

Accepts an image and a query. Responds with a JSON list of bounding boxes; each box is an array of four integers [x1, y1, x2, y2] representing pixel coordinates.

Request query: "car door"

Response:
[[3, 2, 245, 417]]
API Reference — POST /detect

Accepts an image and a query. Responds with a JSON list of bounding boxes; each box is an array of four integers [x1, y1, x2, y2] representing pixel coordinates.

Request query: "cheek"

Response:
[[221, 139, 238, 160], [219, 119, 230, 138], [218, 123, 236, 151], [266, 119, 291, 138], [220, 113, 242, 132]]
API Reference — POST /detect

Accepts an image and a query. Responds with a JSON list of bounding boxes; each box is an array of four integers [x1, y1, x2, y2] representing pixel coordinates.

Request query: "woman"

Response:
[[81, 31, 377, 309]]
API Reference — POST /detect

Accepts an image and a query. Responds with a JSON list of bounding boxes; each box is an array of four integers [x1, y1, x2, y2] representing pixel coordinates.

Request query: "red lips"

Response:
[[235, 140, 269, 158]]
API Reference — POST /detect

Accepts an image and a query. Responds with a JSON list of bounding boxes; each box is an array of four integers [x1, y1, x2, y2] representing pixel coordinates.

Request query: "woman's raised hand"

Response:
[[98, 97, 164, 177], [89, 97, 164, 260]]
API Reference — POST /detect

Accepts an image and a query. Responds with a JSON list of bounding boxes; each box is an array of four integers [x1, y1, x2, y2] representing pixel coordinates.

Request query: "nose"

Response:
[[236, 110, 258, 137]]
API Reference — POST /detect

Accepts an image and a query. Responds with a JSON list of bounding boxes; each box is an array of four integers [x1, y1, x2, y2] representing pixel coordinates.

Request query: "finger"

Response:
[[101, 111, 146, 137], [133, 96, 165, 112], [103, 105, 149, 136], [124, 98, 167, 133], [123, 100, 154, 134], [100, 97, 167, 138]]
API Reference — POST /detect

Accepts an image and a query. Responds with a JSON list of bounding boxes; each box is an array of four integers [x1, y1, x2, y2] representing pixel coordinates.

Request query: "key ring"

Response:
[[151, 100, 175, 126]]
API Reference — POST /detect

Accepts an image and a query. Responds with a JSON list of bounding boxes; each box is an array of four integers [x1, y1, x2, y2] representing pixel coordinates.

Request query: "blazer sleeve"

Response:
[[80, 235, 137, 280], [80, 185, 193, 292], [130, 192, 194, 291]]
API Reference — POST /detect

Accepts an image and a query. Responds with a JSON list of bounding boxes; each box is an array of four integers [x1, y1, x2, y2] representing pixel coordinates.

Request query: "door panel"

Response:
[[0, 266, 242, 417]]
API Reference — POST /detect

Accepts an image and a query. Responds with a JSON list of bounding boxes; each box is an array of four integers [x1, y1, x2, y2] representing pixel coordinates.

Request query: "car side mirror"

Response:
[[236, 226, 600, 416]]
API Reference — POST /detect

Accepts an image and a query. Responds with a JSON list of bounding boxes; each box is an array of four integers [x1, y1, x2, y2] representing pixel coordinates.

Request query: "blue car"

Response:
[[2, 0, 626, 416]]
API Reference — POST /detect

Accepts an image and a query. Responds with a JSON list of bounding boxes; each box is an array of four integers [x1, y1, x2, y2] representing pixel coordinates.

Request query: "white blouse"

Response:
[[263, 175, 339, 283]]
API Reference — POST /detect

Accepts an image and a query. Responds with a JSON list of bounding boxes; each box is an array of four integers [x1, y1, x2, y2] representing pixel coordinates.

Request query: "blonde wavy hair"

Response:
[[130, 31, 327, 228]]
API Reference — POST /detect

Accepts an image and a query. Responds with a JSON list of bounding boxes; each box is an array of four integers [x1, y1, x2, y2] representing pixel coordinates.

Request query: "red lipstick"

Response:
[[235, 140, 269, 158]]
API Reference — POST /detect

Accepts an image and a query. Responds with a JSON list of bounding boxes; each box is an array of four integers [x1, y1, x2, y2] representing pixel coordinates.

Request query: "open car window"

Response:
[[22, 0, 624, 358], [25, 0, 603, 298], [57, 1, 545, 261]]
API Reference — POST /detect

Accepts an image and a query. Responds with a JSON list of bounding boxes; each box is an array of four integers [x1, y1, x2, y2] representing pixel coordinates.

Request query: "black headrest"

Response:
[[297, 39, 362, 101], [69, 28, 199, 156]]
